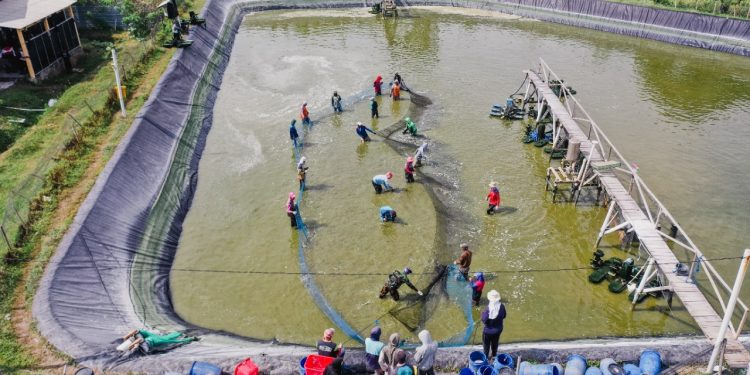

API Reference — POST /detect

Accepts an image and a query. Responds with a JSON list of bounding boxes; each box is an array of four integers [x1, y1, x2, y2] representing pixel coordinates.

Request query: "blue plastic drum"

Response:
[[623, 363, 642, 375], [639, 350, 661, 375], [565, 355, 587, 375]]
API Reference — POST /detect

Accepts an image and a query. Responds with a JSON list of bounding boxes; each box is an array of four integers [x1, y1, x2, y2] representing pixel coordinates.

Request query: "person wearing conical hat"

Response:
[[486, 181, 501, 215]]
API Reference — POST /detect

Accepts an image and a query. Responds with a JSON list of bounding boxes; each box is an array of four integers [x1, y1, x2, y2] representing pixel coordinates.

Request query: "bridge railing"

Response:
[[536, 57, 749, 337]]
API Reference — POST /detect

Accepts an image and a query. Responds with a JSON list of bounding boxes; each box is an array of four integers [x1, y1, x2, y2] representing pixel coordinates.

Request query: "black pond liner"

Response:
[[32, 0, 750, 372]]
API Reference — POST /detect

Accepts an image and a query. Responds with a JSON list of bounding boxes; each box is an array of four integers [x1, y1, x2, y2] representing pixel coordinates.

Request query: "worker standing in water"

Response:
[[414, 142, 428, 167], [454, 243, 472, 281], [393, 73, 403, 87], [486, 181, 501, 215], [301, 102, 311, 126], [379, 268, 423, 301], [289, 119, 300, 148], [371, 98, 379, 119], [402, 117, 417, 136], [470, 272, 486, 307], [390, 81, 401, 100], [380, 206, 397, 222], [297, 156, 308, 190], [286, 192, 298, 228], [374, 75, 383, 96], [372, 172, 394, 194], [331, 91, 343, 113], [356, 121, 378, 143], [404, 156, 415, 183]]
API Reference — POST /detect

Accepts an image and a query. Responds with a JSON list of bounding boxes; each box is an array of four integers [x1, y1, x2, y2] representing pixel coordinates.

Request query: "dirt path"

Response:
[[9, 49, 173, 373]]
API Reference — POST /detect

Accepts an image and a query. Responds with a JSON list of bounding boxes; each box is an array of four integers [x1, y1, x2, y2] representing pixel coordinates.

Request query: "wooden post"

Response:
[[16, 29, 36, 80], [67, 6, 83, 52], [1, 225, 12, 252]]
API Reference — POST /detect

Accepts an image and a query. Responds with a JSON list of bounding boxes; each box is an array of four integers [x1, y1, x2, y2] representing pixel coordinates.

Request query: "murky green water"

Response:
[[170, 7, 750, 346]]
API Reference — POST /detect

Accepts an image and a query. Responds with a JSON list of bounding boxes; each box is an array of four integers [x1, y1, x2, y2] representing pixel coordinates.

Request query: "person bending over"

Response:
[[379, 268, 423, 301]]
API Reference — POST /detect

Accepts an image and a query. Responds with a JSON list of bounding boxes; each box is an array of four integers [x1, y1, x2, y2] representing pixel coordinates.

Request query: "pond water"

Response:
[[169, 7, 750, 346]]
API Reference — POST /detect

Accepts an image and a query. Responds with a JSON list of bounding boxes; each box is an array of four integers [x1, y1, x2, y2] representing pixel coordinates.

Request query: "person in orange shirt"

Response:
[[390, 82, 400, 100], [300, 101, 311, 126]]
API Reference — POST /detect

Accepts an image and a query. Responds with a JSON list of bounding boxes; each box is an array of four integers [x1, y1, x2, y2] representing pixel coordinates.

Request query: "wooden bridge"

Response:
[[522, 59, 750, 369]]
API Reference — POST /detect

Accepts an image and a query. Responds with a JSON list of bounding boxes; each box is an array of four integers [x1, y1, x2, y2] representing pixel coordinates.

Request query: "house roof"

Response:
[[0, 0, 77, 29]]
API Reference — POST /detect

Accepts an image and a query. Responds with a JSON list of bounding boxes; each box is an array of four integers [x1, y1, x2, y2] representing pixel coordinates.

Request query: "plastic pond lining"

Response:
[[32, 0, 750, 372]]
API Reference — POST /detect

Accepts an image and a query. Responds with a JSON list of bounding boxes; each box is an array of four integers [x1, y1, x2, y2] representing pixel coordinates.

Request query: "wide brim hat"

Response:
[[489, 181, 499, 188]]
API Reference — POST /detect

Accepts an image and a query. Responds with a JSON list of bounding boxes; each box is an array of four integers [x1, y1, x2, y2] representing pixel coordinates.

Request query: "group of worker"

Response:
[[284, 76, 507, 373], [315, 285, 507, 374]]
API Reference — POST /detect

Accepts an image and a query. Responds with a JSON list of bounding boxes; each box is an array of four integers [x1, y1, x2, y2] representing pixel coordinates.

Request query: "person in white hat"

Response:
[[481, 290, 506, 360], [356, 121, 377, 143], [486, 181, 501, 215]]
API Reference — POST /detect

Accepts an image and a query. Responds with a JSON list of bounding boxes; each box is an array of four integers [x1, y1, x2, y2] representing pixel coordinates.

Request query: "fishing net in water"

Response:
[[385, 264, 475, 347]]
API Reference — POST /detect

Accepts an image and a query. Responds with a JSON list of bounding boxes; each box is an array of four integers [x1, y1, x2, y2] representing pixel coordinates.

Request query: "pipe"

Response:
[[707, 248, 750, 372]]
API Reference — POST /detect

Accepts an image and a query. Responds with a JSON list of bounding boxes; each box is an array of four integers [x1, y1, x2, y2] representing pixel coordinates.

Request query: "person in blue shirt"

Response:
[[372, 172, 393, 194], [380, 206, 397, 222], [356, 121, 377, 143], [331, 91, 343, 113], [289, 119, 299, 148], [365, 327, 385, 374]]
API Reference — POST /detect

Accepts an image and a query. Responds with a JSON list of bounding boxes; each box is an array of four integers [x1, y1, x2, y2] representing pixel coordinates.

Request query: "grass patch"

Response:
[[0, 33, 172, 373]]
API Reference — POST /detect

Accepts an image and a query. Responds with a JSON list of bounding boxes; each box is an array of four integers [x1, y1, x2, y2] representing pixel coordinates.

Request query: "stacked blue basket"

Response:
[[469, 351, 490, 371]]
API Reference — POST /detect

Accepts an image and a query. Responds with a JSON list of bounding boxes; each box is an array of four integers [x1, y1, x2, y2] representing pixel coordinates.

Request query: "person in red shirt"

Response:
[[374, 75, 383, 96], [470, 272, 486, 307], [486, 181, 501, 215], [404, 156, 415, 183], [300, 102, 311, 126]]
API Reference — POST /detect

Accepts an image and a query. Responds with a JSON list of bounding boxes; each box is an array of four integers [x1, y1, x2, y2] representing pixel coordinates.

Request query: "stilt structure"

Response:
[[522, 58, 750, 369]]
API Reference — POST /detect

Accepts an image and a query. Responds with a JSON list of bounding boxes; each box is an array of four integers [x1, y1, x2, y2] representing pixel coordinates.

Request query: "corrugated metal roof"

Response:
[[0, 0, 77, 29]]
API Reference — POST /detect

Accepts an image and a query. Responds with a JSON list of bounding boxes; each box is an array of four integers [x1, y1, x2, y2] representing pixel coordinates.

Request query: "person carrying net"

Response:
[[402, 117, 417, 136], [379, 267, 423, 301]]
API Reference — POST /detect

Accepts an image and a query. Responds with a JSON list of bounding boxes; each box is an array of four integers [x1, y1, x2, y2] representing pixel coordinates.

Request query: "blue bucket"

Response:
[[470, 351, 489, 371], [639, 350, 661, 375], [565, 355, 587, 375], [478, 365, 499, 375], [518, 361, 561, 375], [623, 364, 641, 375], [585, 368, 603, 375], [299, 357, 307, 375], [189, 361, 221, 375], [459, 368, 476, 375], [494, 353, 515, 370]]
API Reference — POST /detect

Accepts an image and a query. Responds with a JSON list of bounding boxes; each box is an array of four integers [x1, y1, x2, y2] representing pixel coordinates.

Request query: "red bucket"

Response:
[[304, 354, 335, 375]]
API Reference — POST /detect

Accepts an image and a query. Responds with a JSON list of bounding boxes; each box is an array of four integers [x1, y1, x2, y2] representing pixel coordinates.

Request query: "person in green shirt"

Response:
[[402, 117, 417, 136]]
